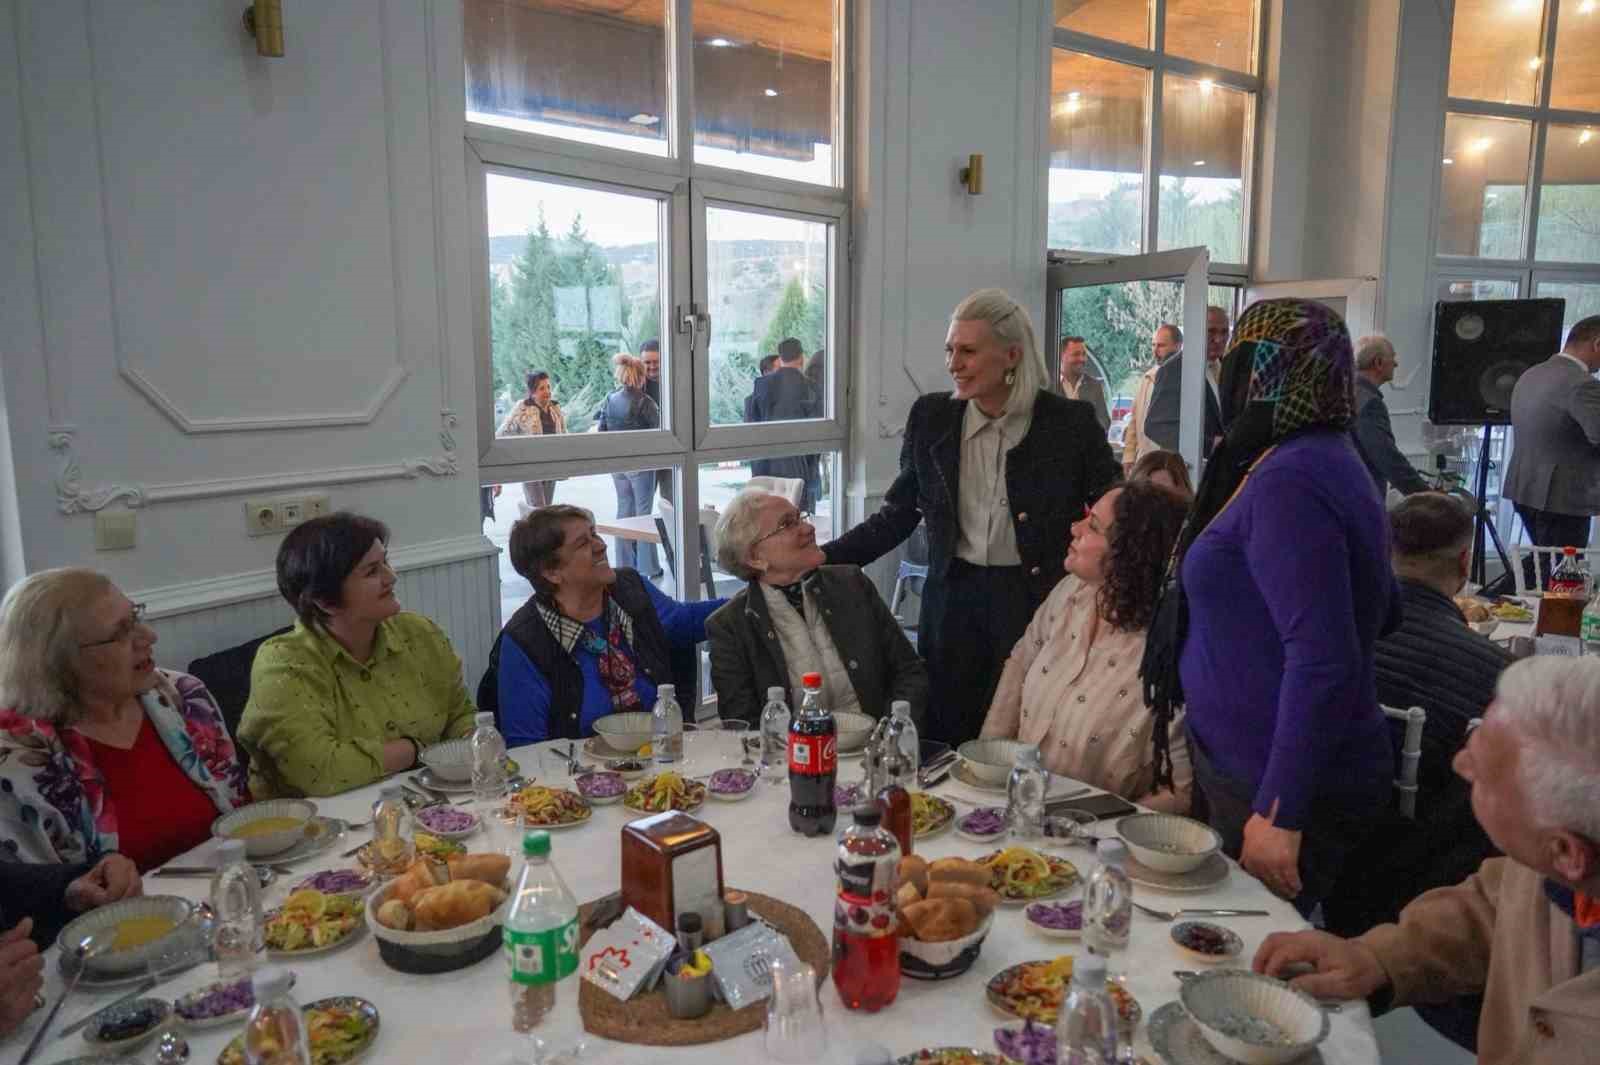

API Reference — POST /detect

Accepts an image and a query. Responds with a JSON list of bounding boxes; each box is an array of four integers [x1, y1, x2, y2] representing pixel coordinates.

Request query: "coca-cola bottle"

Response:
[[788, 673, 837, 836], [832, 805, 901, 1012]]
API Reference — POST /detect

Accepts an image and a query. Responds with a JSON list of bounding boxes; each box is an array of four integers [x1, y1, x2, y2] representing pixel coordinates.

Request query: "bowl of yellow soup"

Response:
[[212, 798, 319, 858], [59, 895, 195, 975]]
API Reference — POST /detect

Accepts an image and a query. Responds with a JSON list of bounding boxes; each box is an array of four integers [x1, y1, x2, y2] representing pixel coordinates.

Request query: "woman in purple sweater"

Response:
[[1143, 298, 1400, 916]]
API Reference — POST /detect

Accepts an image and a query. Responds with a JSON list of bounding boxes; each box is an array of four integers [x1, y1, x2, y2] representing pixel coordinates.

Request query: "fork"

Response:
[[1133, 902, 1271, 921]]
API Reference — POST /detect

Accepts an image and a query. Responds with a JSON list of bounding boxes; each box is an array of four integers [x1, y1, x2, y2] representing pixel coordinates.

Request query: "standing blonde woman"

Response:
[[823, 289, 1121, 745], [596, 353, 662, 573], [0, 570, 250, 869]]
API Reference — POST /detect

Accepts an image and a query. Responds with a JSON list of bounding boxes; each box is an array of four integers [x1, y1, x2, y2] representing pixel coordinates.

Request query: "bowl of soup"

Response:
[[212, 798, 319, 858], [59, 895, 195, 975]]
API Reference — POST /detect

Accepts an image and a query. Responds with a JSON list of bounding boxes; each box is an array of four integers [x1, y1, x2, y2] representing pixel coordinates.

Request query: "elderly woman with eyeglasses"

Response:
[[0, 570, 250, 870], [706, 489, 928, 727]]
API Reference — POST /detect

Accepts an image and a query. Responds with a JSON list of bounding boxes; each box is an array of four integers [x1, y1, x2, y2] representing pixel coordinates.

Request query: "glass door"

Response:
[[1046, 247, 1211, 473]]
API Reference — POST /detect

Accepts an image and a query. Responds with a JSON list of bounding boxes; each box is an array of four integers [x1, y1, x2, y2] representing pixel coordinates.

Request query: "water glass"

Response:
[[540, 742, 575, 784], [763, 956, 828, 1063], [705, 719, 752, 768]]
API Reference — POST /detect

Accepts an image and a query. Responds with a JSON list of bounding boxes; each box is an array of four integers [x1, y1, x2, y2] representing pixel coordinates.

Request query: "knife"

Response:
[[152, 866, 216, 878], [1172, 908, 1271, 917], [56, 976, 159, 1039]]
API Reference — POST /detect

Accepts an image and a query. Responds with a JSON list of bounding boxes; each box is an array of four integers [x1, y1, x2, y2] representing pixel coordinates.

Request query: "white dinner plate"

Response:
[[1124, 851, 1230, 893]]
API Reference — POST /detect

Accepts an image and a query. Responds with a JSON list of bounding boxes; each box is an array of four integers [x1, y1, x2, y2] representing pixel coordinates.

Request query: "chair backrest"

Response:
[[186, 627, 292, 773], [1380, 704, 1427, 820], [1506, 543, 1600, 596], [747, 475, 805, 506]]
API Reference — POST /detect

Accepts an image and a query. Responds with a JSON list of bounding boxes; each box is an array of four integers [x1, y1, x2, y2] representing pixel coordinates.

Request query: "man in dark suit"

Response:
[[1058, 336, 1109, 431], [1141, 336, 1221, 459], [749, 338, 821, 508], [1504, 315, 1600, 584], [1353, 335, 1430, 498]]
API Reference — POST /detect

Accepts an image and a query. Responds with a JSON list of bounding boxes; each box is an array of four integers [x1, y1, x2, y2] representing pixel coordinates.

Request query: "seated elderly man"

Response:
[[706, 489, 927, 726], [1256, 656, 1600, 1064], [1322, 492, 1512, 938]]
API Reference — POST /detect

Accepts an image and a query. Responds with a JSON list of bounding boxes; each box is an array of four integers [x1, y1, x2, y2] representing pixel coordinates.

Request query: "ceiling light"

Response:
[[1443, 156, 1455, 165], [763, 88, 779, 97], [706, 37, 733, 47], [628, 113, 660, 126], [1583, 129, 1595, 144], [1199, 78, 1215, 94], [1529, 56, 1543, 70], [1582, 0, 1596, 13], [1068, 91, 1081, 101], [1469, 136, 1494, 154], [1193, 159, 1206, 166]]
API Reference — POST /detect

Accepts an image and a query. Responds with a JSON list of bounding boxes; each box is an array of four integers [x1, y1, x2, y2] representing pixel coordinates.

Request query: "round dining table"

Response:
[[19, 735, 1383, 1064]]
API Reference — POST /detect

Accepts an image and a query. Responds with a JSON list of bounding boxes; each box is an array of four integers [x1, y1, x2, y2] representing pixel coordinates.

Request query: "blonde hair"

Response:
[[613, 353, 647, 390], [950, 288, 1048, 404], [0, 568, 112, 724]]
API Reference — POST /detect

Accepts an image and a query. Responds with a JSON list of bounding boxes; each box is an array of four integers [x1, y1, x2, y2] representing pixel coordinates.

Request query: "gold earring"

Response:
[[1004, 367, 1016, 386]]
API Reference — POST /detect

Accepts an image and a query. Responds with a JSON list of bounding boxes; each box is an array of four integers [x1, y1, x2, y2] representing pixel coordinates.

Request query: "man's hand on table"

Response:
[[0, 918, 44, 1037], [1254, 929, 1390, 1001], [65, 854, 143, 913], [1241, 799, 1303, 900]]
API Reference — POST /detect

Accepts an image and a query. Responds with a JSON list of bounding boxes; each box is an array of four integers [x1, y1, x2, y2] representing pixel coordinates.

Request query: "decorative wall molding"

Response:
[[49, 428, 144, 513], [116, 363, 411, 434]]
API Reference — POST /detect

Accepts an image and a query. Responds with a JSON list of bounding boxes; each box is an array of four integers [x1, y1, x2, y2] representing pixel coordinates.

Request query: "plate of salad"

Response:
[[264, 890, 365, 957], [893, 1050, 1008, 1065], [217, 995, 379, 1065]]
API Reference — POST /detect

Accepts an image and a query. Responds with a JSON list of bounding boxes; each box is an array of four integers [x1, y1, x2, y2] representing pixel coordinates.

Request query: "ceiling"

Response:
[[478, 0, 834, 62]]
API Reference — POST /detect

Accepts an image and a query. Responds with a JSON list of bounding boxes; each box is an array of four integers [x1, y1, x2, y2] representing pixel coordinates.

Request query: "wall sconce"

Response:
[[959, 153, 984, 195], [243, 0, 284, 58]]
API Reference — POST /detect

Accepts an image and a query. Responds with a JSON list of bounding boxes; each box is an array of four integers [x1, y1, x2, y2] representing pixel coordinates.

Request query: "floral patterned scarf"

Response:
[[536, 595, 642, 712], [0, 670, 250, 864]]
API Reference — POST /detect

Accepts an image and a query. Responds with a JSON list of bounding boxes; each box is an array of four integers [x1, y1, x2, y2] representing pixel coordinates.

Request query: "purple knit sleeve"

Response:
[[1240, 470, 1364, 829]]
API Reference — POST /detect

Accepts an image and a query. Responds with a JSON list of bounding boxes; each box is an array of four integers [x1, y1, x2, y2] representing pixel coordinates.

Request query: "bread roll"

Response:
[[448, 853, 511, 886], [412, 879, 507, 931], [377, 899, 414, 930], [390, 858, 451, 904], [894, 881, 922, 910], [900, 897, 979, 942], [927, 857, 990, 889], [926, 880, 999, 918], [897, 855, 929, 896]]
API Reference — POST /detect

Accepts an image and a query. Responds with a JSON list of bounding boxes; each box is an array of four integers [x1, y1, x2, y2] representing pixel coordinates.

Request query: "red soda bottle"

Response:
[[832, 805, 901, 1012], [787, 673, 837, 836]]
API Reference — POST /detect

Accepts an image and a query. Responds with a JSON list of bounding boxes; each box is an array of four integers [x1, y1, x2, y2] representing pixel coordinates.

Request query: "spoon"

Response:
[[19, 934, 98, 1065]]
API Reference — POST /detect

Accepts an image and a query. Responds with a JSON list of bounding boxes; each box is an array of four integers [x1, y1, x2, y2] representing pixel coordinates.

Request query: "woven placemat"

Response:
[[576, 889, 830, 1046]]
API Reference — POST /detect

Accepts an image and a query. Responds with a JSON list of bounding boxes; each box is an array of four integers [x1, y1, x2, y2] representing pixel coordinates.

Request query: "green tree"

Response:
[[758, 277, 823, 359]]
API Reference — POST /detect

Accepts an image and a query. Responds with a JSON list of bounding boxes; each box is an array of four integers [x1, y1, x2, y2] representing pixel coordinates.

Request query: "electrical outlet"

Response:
[[281, 500, 304, 526], [245, 500, 280, 536], [95, 510, 137, 551], [304, 493, 330, 519]]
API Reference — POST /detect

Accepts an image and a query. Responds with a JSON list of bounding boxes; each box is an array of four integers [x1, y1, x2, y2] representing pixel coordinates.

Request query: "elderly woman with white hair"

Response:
[[823, 288, 1121, 744], [0, 570, 250, 869], [1353, 333, 1429, 498], [1256, 655, 1600, 1064], [705, 489, 927, 727]]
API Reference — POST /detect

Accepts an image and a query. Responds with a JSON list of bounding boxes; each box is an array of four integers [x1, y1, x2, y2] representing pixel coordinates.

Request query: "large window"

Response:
[[1050, 0, 1260, 272], [468, 0, 849, 646]]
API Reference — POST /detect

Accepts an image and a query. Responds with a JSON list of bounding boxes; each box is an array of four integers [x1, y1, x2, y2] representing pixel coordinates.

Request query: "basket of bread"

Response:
[[364, 852, 512, 974], [894, 855, 998, 980]]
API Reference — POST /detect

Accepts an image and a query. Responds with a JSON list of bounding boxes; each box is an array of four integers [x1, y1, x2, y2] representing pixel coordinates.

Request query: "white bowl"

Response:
[[1179, 969, 1330, 1065], [212, 797, 319, 858], [834, 711, 874, 753], [898, 911, 994, 980], [59, 895, 195, 975], [591, 712, 656, 754], [1116, 812, 1221, 874], [957, 738, 1032, 786], [420, 738, 473, 783]]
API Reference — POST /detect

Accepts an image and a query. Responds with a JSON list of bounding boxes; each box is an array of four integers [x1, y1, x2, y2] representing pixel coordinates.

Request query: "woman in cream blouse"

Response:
[[979, 480, 1194, 812]]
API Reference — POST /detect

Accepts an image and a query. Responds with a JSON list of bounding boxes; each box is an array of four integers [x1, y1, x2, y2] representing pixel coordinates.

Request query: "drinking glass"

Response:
[[705, 719, 752, 768], [763, 955, 828, 1062]]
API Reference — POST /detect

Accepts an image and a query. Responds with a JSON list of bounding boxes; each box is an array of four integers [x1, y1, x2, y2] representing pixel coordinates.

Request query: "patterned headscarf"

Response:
[[1141, 298, 1357, 789]]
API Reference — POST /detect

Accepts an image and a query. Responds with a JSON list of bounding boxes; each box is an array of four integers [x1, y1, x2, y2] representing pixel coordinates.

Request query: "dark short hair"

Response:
[[1098, 481, 1188, 633], [777, 337, 804, 362], [758, 354, 779, 374], [640, 339, 660, 354], [1391, 492, 1473, 560], [1566, 315, 1600, 352], [1129, 451, 1194, 499], [1060, 335, 1086, 350], [526, 370, 550, 392], [1157, 323, 1183, 346], [276, 512, 391, 626], [509, 505, 593, 600]]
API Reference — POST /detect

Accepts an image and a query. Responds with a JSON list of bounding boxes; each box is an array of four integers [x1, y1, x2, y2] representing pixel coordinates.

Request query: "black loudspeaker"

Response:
[[1428, 298, 1566, 425]]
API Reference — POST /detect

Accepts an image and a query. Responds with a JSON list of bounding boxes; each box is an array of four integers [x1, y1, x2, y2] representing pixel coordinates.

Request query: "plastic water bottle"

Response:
[[889, 700, 919, 787], [1006, 744, 1047, 840], [652, 684, 684, 765], [211, 838, 263, 979], [760, 686, 791, 782], [1583, 593, 1600, 657], [471, 711, 508, 799], [243, 966, 310, 1065], [1084, 839, 1133, 982], [1055, 950, 1119, 1064], [505, 830, 579, 1032]]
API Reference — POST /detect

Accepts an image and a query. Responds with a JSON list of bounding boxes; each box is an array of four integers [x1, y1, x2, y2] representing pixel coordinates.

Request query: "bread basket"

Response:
[[364, 878, 511, 974], [898, 911, 994, 980]]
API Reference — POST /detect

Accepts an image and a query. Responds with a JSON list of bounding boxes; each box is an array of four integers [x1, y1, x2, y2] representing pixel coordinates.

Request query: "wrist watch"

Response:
[[403, 735, 422, 769]]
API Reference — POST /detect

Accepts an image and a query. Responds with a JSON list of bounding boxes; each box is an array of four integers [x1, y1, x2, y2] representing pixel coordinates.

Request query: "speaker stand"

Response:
[[1470, 423, 1516, 595]]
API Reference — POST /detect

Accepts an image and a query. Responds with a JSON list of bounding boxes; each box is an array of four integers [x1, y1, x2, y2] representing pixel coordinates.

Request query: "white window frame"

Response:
[[1050, 0, 1265, 278], [456, 0, 852, 603]]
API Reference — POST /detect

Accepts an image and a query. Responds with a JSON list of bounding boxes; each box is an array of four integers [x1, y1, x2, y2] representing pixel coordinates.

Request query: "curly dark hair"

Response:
[[1096, 480, 1189, 632]]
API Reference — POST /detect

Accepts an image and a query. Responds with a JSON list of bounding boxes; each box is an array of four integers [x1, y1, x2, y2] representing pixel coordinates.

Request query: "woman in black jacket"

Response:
[[823, 289, 1121, 745], [596, 353, 662, 573]]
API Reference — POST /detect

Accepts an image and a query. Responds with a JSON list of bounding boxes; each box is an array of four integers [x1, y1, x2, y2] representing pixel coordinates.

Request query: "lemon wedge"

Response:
[[284, 889, 327, 918]]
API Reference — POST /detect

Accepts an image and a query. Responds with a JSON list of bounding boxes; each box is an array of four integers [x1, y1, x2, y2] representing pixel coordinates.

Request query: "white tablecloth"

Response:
[[21, 740, 1382, 1064]]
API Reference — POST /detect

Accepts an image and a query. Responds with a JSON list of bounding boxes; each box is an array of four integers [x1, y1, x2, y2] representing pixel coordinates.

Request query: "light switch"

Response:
[[95, 510, 137, 551]]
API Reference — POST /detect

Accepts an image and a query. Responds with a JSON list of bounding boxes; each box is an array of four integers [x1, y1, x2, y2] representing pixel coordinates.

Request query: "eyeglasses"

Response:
[[752, 511, 812, 549], [79, 603, 147, 648]]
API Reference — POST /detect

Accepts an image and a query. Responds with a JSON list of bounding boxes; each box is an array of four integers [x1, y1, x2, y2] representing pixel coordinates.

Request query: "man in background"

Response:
[[1122, 323, 1180, 474], [1142, 323, 1221, 464], [1353, 335, 1430, 499], [1504, 314, 1600, 586], [1205, 305, 1230, 393], [750, 337, 821, 509], [743, 353, 780, 424], [1059, 335, 1109, 432], [641, 338, 662, 408]]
